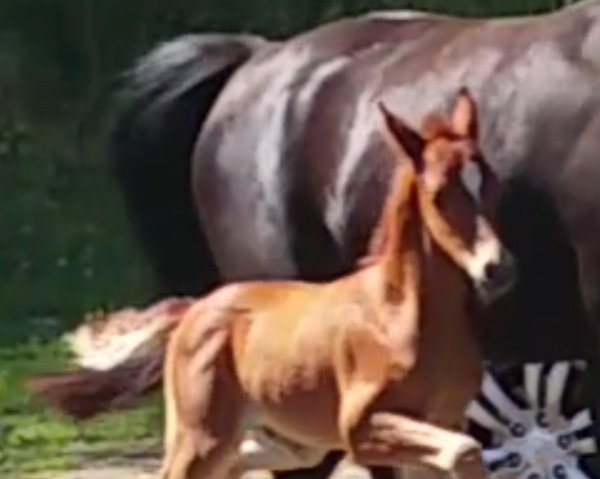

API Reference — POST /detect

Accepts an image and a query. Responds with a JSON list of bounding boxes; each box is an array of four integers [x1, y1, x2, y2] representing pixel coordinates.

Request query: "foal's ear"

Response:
[[377, 101, 424, 171], [450, 87, 478, 139]]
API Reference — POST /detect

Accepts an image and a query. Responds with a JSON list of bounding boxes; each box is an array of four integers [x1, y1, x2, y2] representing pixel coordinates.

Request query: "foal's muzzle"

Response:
[[476, 249, 517, 304]]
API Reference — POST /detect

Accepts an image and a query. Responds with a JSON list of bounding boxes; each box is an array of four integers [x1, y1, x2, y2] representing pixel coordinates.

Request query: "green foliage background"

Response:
[[0, 0, 581, 475]]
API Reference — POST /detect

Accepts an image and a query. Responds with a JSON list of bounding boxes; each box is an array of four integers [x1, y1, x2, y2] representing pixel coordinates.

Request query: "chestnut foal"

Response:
[[30, 90, 515, 479]]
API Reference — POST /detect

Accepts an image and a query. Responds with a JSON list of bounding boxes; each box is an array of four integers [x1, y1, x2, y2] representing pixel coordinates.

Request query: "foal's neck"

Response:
[[371, 169, 423, 305], [372, 172, 468, 320]]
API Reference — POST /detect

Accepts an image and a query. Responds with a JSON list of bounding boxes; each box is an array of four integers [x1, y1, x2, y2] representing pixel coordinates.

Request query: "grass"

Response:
[[0, 115, 162, 477], [0, 340, 163, 477]]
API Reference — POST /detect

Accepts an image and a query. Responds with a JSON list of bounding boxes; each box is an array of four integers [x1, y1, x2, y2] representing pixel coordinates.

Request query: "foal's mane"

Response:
[[357, 111, 459, 269], [358, 166, 417, 268]]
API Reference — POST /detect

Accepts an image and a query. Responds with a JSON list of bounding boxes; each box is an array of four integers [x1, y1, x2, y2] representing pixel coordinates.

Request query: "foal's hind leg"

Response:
[[163, 429, 240, 479], [161, 316, 245, 479], [345, 413, 487, 479]]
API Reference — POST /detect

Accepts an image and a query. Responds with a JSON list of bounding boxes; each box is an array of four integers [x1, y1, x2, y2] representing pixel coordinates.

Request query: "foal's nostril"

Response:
[[484, 251, 516, 288], [476, 251, 516, 302], [484, 263, 502, 286]]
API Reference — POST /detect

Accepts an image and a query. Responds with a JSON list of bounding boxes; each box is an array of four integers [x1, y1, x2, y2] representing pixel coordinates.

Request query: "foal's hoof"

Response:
[[241, 471, 275, 479], [330, 457, 371, 478]]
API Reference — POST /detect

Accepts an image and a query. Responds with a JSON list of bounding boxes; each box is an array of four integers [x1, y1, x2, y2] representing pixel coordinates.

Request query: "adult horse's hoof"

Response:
[[467, 361, 597, 479]]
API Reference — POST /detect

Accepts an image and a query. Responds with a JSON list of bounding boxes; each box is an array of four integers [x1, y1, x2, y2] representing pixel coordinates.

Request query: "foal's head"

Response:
[[378, 88, 515, 303]]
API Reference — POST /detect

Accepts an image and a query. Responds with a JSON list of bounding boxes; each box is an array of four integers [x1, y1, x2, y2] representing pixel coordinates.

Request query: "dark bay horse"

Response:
[[108, 1, 600, 477]]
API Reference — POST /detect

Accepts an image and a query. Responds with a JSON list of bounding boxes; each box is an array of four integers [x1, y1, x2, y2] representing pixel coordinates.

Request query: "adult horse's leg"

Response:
[[568, 237, 600, 474], [109, 33, 266, 297], [560, 113, 600, 472], [483, 179, 586, 362]]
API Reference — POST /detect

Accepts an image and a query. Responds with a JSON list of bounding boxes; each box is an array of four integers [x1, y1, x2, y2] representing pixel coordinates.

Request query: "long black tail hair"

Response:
[[109, 33, 267, 296]]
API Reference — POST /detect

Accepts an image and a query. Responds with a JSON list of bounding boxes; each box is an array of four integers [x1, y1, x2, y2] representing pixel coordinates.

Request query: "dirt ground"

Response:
[[24, 456, 376, 479]]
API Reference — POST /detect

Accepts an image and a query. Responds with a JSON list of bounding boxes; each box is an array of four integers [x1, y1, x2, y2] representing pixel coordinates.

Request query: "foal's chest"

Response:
[[377, 326, 483, 426]]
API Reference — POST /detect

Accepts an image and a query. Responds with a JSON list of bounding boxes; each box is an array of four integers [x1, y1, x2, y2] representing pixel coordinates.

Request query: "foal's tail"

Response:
[[27, 297, 195, 420]]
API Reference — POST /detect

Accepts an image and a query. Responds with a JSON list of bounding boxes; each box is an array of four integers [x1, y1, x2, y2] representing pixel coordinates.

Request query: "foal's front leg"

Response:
[[345, 412, 487, 479]]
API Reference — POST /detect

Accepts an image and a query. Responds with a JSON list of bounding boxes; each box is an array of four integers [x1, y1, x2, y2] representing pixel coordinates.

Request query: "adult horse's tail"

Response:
[[110, 33, 268, 296], [28, 297, 194, 419]]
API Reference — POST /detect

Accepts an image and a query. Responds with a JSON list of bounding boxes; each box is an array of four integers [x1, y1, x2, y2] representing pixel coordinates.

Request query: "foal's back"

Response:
[[170, 272, 377, 445], [170, 262, 475, 445]]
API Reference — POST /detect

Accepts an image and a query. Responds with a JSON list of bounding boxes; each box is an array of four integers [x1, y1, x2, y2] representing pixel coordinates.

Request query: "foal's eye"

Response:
[[460, 161, 482, 201]]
